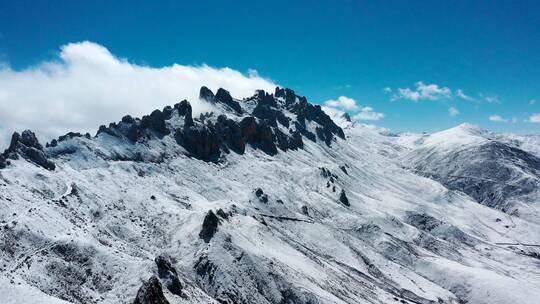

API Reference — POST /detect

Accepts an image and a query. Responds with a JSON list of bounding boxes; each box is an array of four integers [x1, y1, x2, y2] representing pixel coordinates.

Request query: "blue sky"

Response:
[[1, 0, 539, 134]]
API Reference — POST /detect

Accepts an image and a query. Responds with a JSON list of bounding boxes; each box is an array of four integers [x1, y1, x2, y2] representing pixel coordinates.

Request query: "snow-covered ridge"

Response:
[[2, 86, 345, 170], [401, 123, 540, 221], [1, 88, 540, 304]]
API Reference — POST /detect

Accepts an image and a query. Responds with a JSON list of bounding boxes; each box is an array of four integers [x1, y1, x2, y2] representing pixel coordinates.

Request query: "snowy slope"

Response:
[[400, 124, 540, 221], [1, 88, 540, 304]]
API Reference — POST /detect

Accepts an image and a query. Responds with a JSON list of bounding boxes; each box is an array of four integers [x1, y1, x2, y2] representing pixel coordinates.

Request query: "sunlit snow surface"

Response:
[[1, 122, 540, 304]]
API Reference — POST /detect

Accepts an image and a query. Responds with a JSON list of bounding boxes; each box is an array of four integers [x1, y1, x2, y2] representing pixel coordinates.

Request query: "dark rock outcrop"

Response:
[[240, 117, 258, 141], [0, 154, 7, 169], [199, 210, 220, 243], [155, 256, 182, 296], [255, 188, 268, 203], [252, 91, 289, 128], [216, 208, 230, 220], [162, 106, 173, 120], [175, 125, 220, 162], [239, 117, 277, 155], [339, 190, 350, 206], [199, 86, 215, 101], [141, 110, 170, 138], [174, 100, 193, 127], [200, 86, 242, 114], [215, 115, 245, 154], [133, 276, 170, 304], [215, 88, 242, 114], [255, 121, 278, 155], [285, 91, 344, 146], [288, 131, 303, 150], [46, 132, 90, 147], [3, 130, 55, 170]]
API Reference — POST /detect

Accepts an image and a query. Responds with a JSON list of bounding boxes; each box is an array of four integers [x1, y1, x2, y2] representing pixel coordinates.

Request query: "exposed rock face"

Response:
[[284, 91, 344, 146], [238, 117, 277, 155], [200, 86, 243, 114], [47, 132, 92, 148], [162, 106, 173, 120], [141, 110, 170, 138], [252, 91, 289, 128], [175, 125, 220, 162], [175, 100, 194, 127], [255, 188, 268, 203], [199, 86, 215, 101], [3, 130, 55, 170], [199, 210, 220, 243], [215, 88, 243, 114], [0, 154, 6, 169], [155, 256, 182, 296], [133, 276, 170, 304], [215, 115, 245, 154], [254, 121, 278, 155], [240, 117, 258, 141], [339, 190, 350, 206], [167, 88, 333, 160]]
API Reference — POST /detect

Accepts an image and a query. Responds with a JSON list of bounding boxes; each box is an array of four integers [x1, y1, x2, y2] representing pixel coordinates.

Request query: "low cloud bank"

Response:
[[0, 41, 277, 147]]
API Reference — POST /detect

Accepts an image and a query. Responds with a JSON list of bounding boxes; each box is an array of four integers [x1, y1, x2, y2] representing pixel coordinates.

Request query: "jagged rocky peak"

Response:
[[199, 86, 242, 114], [133, 276, 170, 304], [1, 130, 55, 170], [154, 256, 183, 296], [199, 85, 215, 101], [98, 86, 343, 161], [0, 85, 346, 169]]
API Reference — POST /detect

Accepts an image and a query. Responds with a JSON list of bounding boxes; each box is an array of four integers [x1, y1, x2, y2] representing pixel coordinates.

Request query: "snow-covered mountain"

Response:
[[401, 124, 540, 221], [1, 87, 540, 304]]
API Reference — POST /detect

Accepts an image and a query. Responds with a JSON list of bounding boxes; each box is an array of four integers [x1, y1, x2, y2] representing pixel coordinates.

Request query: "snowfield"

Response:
[[1, 87, 540, 304]]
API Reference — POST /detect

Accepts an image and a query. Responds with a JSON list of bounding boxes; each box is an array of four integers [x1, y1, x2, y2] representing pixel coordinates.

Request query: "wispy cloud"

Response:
[[0, 41, 277, 147], [353, 107, 385, 121], [391, 81, 452, 101], [323, 95, 384, 123], [483, 95, 499, 103], [388, 81, 473, 102], [324, 96, 358, 110], [448, 107, 460, 117], [529, 99, 537, 105], [455, 89, 474, 101], [489, 114, 516, 123], [527, 113, 540, 123]]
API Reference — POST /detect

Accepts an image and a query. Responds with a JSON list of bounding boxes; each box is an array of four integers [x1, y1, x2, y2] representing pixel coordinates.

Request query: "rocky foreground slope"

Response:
[[1, 87, 540, 304]]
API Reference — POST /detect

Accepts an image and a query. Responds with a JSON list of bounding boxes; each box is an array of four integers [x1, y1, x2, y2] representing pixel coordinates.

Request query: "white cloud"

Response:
[[353, 107, 385, 121], [528, 113, 540, 123], [324, 96, 358, 110], [323, 95, 384, 123], [489, 115, 509, 123], [530, 99, 537, 105], [448, 107, 460, 117], [392, 81, 452, 101], [455, 89, 474, 101], [0, 41, 277, 147], [387, 83, 484, 103], [484, 95, 499, 103]]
